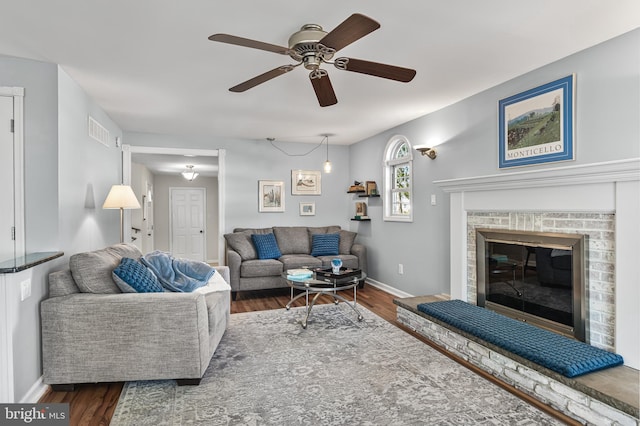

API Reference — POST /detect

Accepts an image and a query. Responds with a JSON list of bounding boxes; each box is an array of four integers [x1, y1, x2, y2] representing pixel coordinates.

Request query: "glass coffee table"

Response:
[[283, 270, 365, 329]]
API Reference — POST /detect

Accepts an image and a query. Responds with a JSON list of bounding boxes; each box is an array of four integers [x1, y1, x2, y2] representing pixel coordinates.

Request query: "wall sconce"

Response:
[[415, 145, 437, 159]]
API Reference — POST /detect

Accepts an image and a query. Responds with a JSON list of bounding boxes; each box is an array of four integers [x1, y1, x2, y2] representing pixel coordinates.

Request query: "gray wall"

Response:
[[0, 58, 123, 402], [123, 133, 353, 233], [152, 174, 219, 262], [349, 28, 640, 296], [0, 55, 60, 402]]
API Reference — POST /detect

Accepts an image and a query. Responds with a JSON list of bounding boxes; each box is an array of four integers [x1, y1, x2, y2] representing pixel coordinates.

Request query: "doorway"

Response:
[[170, 187, 206, 261], [122, 145, 225, 264]]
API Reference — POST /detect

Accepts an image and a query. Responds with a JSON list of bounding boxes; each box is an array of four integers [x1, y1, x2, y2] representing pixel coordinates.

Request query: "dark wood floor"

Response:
[[39, 284, 577, 426]]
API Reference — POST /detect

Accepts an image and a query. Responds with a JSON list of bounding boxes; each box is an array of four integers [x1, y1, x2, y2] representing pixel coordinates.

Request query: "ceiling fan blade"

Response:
[[337, 58, 416, 82], [310, 72, 338, 107], [229, 66, 295, 92], [319, 14, 380, 52], [208, 34, 289, 55]]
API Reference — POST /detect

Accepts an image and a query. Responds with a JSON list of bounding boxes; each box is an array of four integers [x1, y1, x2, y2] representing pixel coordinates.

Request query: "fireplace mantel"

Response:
[[434, 158, 640, 369], [434, 158, 640, 193]]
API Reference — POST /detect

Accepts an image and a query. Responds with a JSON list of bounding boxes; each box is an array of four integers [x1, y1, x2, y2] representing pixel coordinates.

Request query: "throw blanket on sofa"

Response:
[[141, 251, 215, 292]]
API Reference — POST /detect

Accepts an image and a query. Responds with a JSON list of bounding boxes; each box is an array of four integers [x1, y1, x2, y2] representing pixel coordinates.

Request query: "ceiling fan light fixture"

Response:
[[182, 165, 199, 181]]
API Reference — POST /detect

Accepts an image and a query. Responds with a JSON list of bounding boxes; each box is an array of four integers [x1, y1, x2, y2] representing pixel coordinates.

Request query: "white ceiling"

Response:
[[1, 1, 639, 145]]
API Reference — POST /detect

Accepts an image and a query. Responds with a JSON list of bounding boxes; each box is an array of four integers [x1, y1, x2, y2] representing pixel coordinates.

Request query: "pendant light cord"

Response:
[[268, 136, 327, 157]]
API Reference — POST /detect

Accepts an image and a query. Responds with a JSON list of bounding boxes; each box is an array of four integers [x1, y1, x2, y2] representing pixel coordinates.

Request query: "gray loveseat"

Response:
[[224, 226, 367, 300], [41, 243, 230, 390]]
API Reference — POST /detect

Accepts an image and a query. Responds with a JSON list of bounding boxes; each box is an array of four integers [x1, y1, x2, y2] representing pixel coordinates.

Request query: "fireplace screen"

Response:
[[476, 229, 585, 341]]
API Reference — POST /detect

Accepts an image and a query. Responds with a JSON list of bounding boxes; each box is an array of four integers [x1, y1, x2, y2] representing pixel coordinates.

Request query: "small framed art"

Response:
[[291, 170, 321, 195], [498, 75, 575, 168], [258, 180, 285, 212], [299, 202, 315, 216]]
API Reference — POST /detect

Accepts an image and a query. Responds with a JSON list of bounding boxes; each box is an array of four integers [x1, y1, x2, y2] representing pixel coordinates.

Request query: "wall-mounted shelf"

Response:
[[347, 190, 365, 194], [358, 194, 380, 198], [351, 218, 371, 221]]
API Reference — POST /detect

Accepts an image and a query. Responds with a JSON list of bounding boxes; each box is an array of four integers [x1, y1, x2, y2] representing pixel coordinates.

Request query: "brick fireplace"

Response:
[[435, 158, 640, 369]]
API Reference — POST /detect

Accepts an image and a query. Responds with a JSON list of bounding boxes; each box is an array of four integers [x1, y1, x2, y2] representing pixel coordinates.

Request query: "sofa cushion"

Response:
[[251, 233, 282, 259], [339, 230, 357, 255], [310, 233, 340, 256], [307, 225, 340, 253], [241, 259, 283, 278], [280, 254, 322, 271], [70, 243, 142, 294], [273, 227, 311, 254], [224, 230, 257, 261], [112, 257, 163, 293]]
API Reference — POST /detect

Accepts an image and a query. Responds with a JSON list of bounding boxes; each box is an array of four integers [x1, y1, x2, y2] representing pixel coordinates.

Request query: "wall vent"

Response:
[[88, 115, 109, 146]]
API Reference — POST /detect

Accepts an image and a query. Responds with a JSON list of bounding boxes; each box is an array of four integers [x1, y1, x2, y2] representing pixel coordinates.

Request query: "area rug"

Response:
[[111, 304, 562, 425]]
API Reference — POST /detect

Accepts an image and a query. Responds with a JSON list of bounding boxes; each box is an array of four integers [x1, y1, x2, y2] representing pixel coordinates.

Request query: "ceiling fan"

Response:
[[208, 13, 416, 107]]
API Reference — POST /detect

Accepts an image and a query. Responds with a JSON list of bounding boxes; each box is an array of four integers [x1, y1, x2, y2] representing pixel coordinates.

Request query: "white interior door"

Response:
[[170, 188, 205, 261]]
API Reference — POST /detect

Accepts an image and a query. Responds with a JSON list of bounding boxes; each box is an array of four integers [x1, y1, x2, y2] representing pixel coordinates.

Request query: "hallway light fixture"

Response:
[[323, 135, 332, 173], [414, 145, 437, 159], [102, 184, 141, 243], [182, 165, 199, 181]]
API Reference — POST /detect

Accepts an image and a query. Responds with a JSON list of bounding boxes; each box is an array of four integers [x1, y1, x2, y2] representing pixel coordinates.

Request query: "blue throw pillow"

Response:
[[251, 233, 282, 260], [311, 233, 340, 256], [112, 257, 163, 293]]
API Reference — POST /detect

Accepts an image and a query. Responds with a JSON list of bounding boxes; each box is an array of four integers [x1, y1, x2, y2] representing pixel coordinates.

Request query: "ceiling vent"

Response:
[[88, 115, 110, 146]]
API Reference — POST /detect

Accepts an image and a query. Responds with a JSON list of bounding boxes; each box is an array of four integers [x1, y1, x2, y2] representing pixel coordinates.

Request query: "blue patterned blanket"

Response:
[[417, 300, 624, 378]]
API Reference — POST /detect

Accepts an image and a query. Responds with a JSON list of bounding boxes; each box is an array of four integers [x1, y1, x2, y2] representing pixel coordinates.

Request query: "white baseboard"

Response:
[[20, 376, 48, 403], [365, 278, 414, 299]]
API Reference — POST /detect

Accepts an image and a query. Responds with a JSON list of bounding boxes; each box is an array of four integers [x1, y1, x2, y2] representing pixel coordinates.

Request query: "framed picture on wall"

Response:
[[258, 180, 285, 212], [299, 202, 315, 216], [498, 74, 575, 168], [291, 170, 321, 195]]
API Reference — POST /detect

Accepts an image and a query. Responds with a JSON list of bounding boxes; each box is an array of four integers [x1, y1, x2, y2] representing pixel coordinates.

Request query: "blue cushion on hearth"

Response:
[[417, 299, 624, 378]]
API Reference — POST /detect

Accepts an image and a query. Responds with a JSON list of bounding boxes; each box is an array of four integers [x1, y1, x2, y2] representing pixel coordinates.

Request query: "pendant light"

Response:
[[323, 135, 332, 173]]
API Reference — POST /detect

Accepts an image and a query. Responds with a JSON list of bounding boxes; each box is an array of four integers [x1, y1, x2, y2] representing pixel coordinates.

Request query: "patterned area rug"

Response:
[[111, 304, 561, 425]]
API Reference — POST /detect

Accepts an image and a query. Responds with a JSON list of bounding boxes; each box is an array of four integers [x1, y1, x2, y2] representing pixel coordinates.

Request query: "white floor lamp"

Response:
[[103, 184, 141, 243]]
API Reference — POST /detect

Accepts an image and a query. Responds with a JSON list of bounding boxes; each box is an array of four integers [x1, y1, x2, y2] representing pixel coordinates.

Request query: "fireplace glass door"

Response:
[[476, 229, 585, 341]]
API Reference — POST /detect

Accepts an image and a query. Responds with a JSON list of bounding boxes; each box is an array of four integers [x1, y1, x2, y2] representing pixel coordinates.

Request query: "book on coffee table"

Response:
[[313, 267, 361, 280]]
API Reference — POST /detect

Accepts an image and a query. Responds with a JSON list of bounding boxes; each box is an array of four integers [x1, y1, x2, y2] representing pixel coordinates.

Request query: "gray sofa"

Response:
[[224, 226, 367, 299], [41, 243, 230, 390]]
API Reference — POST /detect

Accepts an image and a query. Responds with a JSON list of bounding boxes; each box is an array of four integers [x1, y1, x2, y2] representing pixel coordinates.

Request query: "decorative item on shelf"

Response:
[[365, 181, 378, 196], [103, 184, 142, 243], [415, 145, 437, 159], [354, 201, 369, 220], [181, 165, 199, 181], [348, 180, 365, 193]]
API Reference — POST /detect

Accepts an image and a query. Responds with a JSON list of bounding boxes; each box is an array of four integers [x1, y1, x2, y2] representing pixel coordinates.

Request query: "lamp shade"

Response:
[[102, 185, 141, 209]]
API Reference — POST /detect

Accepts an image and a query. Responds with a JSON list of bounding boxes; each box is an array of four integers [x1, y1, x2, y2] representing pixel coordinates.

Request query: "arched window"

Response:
[[383, 135, 413, 222]]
